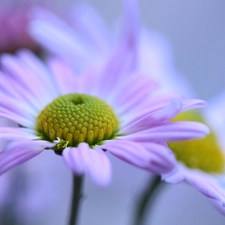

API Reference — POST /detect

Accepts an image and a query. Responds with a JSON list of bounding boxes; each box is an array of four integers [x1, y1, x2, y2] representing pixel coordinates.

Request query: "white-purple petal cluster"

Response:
[[28, 0, 225, 216]]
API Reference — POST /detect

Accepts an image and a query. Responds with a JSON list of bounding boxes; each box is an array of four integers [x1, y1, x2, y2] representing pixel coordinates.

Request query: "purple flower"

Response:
[[28, 0, 225, 215], [0, 46, 209, 186]]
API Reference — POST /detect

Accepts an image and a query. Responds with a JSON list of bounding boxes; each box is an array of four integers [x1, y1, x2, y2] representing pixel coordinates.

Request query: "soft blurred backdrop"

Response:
[[1, 0, 225, 225]]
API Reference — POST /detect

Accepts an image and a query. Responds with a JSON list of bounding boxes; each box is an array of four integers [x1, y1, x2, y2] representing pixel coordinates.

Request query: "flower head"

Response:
[[0, 46, 209, 186], [28, 0, 225, 214]]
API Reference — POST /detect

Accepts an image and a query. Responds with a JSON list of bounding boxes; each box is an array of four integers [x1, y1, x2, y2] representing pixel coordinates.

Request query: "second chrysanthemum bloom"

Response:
[[0, 48, 209, 186]]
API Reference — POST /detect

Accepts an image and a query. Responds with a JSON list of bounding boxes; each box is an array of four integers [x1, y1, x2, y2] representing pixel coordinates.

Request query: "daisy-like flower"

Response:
[[0, 44, 209, 186], [29, 0, 225, 214]]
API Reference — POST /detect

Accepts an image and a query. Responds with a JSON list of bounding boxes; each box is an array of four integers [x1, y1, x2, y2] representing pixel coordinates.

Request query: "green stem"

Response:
[[132, 175, 165, 225], [69, 175, 84, 225]]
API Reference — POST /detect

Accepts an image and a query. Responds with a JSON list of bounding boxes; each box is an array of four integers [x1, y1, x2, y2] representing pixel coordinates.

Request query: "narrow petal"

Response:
[[29, 9, 96, 70], [70, 3, 112, 53], [97, 43, 134, 98], [184, 169, 225, 204], [0, 112, 34, 128], [182, 99, 207, 111], [0, 127, 37, 141], [122, 121, 210, 142], [120, 99, 183, 134], [161, 168, 184, 184], [0, 73, 42, 112], [1, 53, 55, 104], [63, 143, 112, 186], [113, 74, 158, 115], [87, 146, 112, 186], [63, 147, 86, 174], [0, 141, 44, 175], [120, 0, 139, 67], [102, 140, 177, 175], [16, 50, 59, 100], [0, 94, 36, 119], [47, 57, 80, 95]]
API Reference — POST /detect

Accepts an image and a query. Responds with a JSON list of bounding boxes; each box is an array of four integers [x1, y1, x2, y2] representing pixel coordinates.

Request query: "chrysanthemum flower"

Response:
[[29, 0, 225, 213], [0, 45, 209, 186]]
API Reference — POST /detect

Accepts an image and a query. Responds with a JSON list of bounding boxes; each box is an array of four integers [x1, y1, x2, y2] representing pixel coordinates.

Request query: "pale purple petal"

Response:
[[97, 43, 134, 98], [69, 3, 112, 53], [0, 73, 41, 111], [120, 0, 139, 68], [110, 73, 158, 111], [182, 99, 207, 111], [0, 141, 44, 175], [112, 74, 158, 115], [102, 140, 177, 175], [87, 145, 112, 186], [16, 50, 59, 101], [185, 170, 225, 201], [29, 9, 97, 70], [47, 57, 81, 95], [1, 53, 55, 104], [63, 147, 86, 175], [0, 127, 37, 141], [0, 112, 34, 128], [0, 94, 36, 119], [161, 168, 184, 184], [63, 143, 112, 186], [122, 121, 210, 142], [120, 99, 183, 134]]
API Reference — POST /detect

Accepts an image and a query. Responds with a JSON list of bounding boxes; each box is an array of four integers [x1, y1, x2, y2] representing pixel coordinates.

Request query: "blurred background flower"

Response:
[[0, 0, 73, 53]]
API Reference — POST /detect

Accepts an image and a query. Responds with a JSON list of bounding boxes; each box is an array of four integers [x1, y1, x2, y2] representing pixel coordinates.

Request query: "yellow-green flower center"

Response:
[[168, 110, 225, 174], [37, 93, 118, 149]]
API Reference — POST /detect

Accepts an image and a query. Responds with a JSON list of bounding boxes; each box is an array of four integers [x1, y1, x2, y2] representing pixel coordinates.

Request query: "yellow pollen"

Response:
[[37, 93, 118, 149], [168, 110, 225, 174]]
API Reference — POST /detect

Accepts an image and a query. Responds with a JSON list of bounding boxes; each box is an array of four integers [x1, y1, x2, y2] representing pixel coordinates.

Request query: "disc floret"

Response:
[[37, 93, 119, 149], [169, 110, 225, 173]]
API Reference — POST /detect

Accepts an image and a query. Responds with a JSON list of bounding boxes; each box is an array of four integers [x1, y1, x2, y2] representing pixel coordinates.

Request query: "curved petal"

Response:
[[63, 143, 111, 186], [0, 141, 45, 175], [102, 140, 178, 176], [69, 2, 112, 53], [120, 0, 139, 68], [184, 170, 225, 202], [16, 50, 59, 100], [182, 99, 207, 111], [29, 8, 96, 70], [47, 57, 80, 95], [161, 168, 184, 184], [0, 127, 38, 141], [0, 94, 36, 119], [120, 99, 183, 134], [122, 121, 210, 142], [0, 112, 34, 128], [1, 53, 56, 104]]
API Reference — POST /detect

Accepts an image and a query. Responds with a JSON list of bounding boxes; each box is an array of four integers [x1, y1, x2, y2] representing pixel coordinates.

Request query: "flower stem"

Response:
[[69, 175, 84, 225], [132, 175, 165, 225]]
